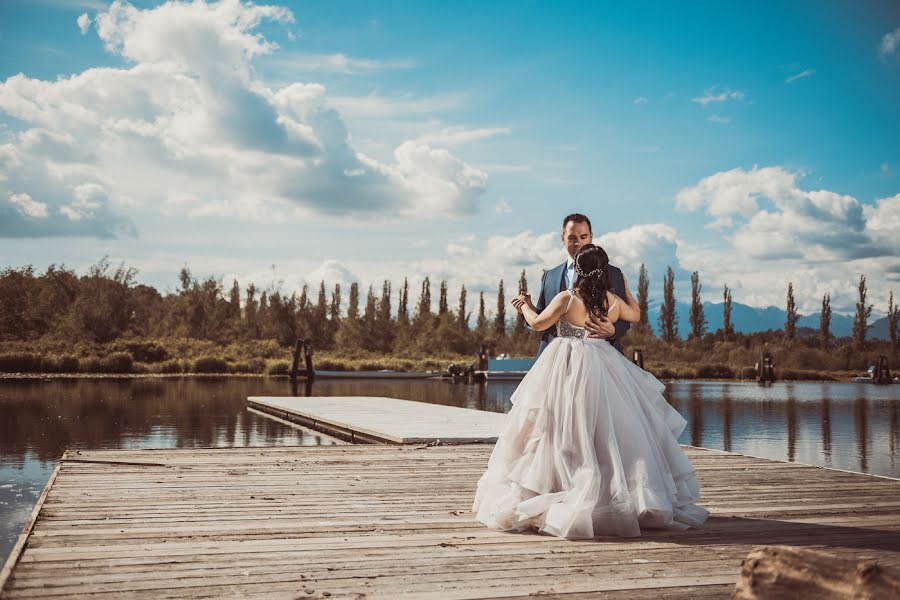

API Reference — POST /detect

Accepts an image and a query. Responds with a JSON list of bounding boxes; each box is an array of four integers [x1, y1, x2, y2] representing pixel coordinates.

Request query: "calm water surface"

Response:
[[1, 377, 898, 563]]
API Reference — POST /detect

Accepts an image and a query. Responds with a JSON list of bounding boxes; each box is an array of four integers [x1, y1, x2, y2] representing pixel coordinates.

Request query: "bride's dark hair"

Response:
[[574, 244, 610, 316]]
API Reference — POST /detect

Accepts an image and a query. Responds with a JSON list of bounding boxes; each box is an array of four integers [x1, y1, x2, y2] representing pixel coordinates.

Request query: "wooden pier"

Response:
[[2, 445, 899, 599], [248, 396, 506, 444]]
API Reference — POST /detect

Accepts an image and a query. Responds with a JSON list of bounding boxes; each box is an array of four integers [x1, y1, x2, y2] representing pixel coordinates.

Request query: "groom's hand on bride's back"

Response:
[[585, 314, 615, 339]]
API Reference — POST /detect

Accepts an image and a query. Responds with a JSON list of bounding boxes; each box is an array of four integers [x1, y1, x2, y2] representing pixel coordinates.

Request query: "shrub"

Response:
[[0, 352, 42, 373], [119, 341, 169, 363], [266, 360, 291, 375], [739, 366, 757, 380], [695, 364, 735, 379], [154, 359, 183, 374], [192, 357, 230, 373], [57, 355, 79, 373], [99, 352, 133, 374]]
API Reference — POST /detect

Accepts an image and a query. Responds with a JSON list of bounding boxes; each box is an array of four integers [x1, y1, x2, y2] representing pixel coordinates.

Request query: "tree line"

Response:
[[1, 260, 898, 356]]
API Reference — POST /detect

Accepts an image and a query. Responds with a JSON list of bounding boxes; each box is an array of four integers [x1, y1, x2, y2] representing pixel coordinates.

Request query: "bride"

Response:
[[472, 244, 709, 539]]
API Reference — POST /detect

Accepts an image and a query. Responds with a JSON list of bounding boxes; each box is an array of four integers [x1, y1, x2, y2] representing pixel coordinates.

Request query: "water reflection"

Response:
[[0, 377, 898, 567]]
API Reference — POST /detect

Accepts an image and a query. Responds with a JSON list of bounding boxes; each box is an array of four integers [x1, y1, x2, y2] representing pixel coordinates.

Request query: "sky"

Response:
[[0, 0, 898, 318]]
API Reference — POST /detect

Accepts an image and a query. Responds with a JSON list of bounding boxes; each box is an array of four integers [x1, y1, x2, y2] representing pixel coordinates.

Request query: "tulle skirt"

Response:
[[472, 337, 709, 539]]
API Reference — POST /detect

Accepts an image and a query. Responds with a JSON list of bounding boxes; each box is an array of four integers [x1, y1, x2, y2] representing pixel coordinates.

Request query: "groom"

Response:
[[533, 213, 630, 357]]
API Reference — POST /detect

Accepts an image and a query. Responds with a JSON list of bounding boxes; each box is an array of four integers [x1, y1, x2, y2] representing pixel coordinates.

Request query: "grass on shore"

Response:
[[0, 336, 868, 382]]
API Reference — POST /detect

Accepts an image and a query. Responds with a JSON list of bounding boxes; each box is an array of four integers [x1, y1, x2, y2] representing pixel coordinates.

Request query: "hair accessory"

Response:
[[574, 263, 603, 278]]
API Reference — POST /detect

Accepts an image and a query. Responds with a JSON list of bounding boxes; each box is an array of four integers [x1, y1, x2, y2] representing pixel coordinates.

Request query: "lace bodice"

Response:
[[556, 316, 587, 338]]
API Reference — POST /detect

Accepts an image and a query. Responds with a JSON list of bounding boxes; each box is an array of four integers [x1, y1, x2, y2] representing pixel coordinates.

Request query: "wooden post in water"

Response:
[[756, 352, 776, 384], [632, 349, 644, 369]]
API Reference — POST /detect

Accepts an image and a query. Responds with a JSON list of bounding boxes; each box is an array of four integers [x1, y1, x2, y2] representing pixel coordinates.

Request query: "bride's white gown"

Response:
[[473, 293, 709, 539]]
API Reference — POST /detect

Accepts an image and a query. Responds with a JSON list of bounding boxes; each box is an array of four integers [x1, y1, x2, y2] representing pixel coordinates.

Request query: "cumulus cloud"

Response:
[[880, 27, 900, 59], [77, 12, 91, 34], [0, 0, 489, 238], [675, 167, 900, 312], [691, 87, 744, 107]]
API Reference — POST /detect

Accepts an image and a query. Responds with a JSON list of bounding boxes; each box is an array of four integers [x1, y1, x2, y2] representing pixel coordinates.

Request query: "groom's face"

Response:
[[562, 221, 592, 260]]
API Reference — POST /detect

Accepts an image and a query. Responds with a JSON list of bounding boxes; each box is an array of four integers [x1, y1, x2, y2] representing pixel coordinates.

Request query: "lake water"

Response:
[[1, 377, 898, 565]]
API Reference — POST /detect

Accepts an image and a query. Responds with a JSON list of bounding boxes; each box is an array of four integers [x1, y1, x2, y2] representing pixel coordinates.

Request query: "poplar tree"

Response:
[[784, 282, 798, 340], [722, 284, 733, 337], [457, 285, 468, 330], [494, 280, 506, 338], [820, 293, 832, 350], [346, 283, 360, 320], [397, 277, 409, 325], [438, 280, 448, 314], [227, 279, 241, 321], [476, 291, 487, 337], [689, 271, 706, 340], [416, 277, 432, 324], [515, 269, 528, 334], [329, 283, 341, 323], [658, 267, 678, 342], [637, 264, 649, 327], [888, 291, 899, 350], [852, 275, 872, 350]]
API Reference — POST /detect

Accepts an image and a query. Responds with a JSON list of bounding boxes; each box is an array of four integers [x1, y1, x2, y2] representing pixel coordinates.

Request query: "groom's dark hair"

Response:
[[562, 213, 592, 233]]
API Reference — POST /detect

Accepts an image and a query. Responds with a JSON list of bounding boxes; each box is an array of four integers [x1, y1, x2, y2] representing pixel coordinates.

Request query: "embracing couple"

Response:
[[472, 213, 709, 539]]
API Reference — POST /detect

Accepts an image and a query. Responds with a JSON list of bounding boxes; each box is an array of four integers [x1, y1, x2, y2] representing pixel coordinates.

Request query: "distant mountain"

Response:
[[647, 301, 884, 339]]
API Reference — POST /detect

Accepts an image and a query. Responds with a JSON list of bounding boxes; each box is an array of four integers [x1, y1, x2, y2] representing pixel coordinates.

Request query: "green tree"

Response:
[[438, 280, 448, 314], [889, 291, 899, 350], [784, 282, 798, 341], [637, 264, 650, 329], [688, 271, 706, 340], [494, 280, 507, 339], [375, 280, 394, 352], [457, 285, 468, 330], [514, 270, 528, 335], [476, 291, 487, 340], [820, 292, 832, 350], [852, 275, 872, 350], [722, 284, 733, 337], [397, 277, 409, 325], [415, 277, 432, 325], [658, 267, 678, 343], [243, 283, 259, 339]]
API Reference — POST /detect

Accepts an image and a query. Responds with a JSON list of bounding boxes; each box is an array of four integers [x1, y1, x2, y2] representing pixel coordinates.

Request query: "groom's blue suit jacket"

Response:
[[534, 261, 630, 357]]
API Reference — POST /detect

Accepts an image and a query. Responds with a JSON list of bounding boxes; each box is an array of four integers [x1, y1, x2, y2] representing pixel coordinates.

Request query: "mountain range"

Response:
[[646, 301, 891, 340]]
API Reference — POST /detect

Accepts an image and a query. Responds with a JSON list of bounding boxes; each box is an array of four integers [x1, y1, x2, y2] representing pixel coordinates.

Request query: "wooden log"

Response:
[[732, 545, 900, 599]]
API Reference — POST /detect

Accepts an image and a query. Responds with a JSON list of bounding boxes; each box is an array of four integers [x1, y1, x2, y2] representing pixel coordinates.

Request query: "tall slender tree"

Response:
[[227, 279, 241, 321], [375, 280, 393, 352], [852, 275, 872, 350], [784, 282, 799, 340], [346, 283, 360, 320], [396, 277, 409, 324], [243, 283, 258, 338], [315, 281, 328, 322], [658, 267, 678, 342], [494, 280, 506, 339], [637, 264, 649, 328], [515, 269, 528, 334], [820, 292, 832, 350], [438, 280, 449, 314], [689, 271, 706, 340], [329, 283, 341, 323], [416, 277, 432, 323], [457, 285, 468, 330], [888, 291, 899, 350], [722, 284, 733, 337], [476, 291, 487, 337]]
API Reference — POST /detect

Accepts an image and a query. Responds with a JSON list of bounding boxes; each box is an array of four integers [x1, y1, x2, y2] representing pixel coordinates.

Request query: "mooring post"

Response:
[[632, 349, 644, 369], [290, 338, 304, 383]]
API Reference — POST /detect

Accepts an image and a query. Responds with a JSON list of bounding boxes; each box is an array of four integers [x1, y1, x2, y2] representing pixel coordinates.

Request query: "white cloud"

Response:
[[496, 197, 511, 214], [0, 0, 489, 237], [691, 87, 744, 107], [707, 115, 731, 124], [633, 96, 648, 105], [267, 53, 416, 74], [882, 162, 892, 175], [8, 192, 49, 219], [329, 92, 466, 120], [77, 12, 91, 34], [675, 167, 900, 312], [414, 127, 510, 147], [785, 68, 816, 84], [880, 27, 900, 59]]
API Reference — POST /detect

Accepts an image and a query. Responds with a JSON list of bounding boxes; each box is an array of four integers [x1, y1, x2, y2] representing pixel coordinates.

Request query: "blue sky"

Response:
[[1, 0, 898, 316]]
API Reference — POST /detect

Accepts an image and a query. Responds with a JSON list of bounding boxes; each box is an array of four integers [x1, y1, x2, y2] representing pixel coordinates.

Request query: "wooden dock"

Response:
[[248, 396, 506, 444], [2, 445, 899, 599]]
